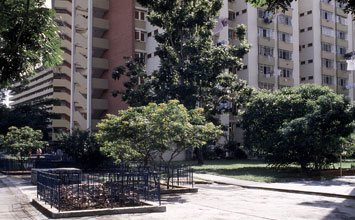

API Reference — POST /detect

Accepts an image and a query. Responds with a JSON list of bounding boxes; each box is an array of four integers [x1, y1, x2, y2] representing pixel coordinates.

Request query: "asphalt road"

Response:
[[75, 183, 355, 220]]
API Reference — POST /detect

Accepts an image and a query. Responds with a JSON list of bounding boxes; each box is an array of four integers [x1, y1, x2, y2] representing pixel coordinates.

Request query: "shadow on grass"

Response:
[[195, 167, 330, 183]]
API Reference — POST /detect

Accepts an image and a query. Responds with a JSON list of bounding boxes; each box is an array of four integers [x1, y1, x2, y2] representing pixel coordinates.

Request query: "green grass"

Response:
[[186, 159, 355, 183]]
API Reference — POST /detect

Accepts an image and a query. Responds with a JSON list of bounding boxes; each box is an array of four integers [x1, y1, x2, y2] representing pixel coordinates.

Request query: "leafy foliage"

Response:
[[242, 84, 355, 170], [96, 100, 223, 166], [0, 126, 47, 161], [0, 99, 58, 140], [247, 0, 355, 15], [112, 0, 253, 121], [0, 0, 62, 86], [55, 129, 105, 170]]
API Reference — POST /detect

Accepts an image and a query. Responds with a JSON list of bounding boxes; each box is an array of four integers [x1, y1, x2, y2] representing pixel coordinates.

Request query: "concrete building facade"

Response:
[[10, 0, 355, 144]]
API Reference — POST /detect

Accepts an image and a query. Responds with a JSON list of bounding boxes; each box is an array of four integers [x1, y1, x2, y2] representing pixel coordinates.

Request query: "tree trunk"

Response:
[[196, 148, 204, 165]]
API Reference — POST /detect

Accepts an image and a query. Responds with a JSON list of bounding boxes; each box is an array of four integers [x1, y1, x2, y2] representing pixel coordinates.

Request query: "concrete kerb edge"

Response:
[[31, 199, 166, 219], [195, 177, 355, 200]]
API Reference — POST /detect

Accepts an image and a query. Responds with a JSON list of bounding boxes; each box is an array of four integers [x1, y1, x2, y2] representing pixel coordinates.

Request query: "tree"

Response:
[[247, 0, 355, 15], [0, 99, 58, 140], [96, 100, 222, 187], [0, 126, 47, 168], [55, 129, 105, 170], [112, 0, 253, 120], [242, 84, 355, 170], [0, 0, 62, 86]]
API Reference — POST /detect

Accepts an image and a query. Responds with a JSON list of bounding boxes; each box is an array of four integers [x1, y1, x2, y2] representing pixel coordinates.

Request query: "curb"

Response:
[[196, 177, 355, 200], [32, 199, 166, 219]]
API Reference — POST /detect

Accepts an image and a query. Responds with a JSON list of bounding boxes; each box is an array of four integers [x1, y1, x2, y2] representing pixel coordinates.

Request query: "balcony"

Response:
[[258, 73, 275, 84]]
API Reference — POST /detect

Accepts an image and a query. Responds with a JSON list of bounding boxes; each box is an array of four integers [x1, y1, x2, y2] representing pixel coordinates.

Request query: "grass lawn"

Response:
[[187, 159, 355, 183]]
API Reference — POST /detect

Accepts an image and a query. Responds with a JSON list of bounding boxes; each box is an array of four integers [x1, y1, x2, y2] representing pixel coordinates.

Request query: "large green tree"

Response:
[[0, 99, 58, 140], [242, 84, 355, 170], [247, 0, 355, 14], [112, 0, 253, 121], [0, 126, 47, 168], [55, 129, 105, 170], [96, 100, 222, 186], [0, 0, 62, 86]]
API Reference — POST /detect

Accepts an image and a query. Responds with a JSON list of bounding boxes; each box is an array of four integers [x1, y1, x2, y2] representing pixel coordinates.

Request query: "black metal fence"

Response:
[[103, 163, 194, 188], [37, 170, 161, 212], [0, 155, 75, 172]]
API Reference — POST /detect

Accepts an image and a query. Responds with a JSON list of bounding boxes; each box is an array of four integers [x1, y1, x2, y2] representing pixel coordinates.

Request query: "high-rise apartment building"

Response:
[[10, 0, 355, 142], [298, 0, 354, 99]]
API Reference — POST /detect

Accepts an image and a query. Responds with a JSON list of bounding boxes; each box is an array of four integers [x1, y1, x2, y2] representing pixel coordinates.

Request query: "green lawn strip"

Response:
[[188, 160, 355, 183]]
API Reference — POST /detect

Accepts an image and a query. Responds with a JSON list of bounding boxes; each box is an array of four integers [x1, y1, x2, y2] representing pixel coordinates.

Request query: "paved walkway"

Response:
[[195, 173, 355, 199], [0, 174, 45, 220]]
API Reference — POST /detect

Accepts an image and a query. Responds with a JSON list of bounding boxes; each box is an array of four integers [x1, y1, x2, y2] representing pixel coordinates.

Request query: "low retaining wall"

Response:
[[32, 199, 166, 219]]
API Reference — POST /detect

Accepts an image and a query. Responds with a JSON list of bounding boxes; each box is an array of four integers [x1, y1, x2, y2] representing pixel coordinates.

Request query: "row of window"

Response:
[[321, 42, 347, 54], [258, 65, 293, 78], [321, 26, 347, 39], [257, 9, 292, 26], [321, 0, 347, 9], [228, 9, 247, 20], [321, 10, 348, 24], [258, 46, 293, 60], [257, 28, 293, 43], [135, 29, 159, 42]]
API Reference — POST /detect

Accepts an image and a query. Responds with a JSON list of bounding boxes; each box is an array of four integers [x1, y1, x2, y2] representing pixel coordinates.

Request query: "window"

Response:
[[228, 29, 234, 39], [336, 1, 346, 9], [258, 27, 273, 39], [135, 11, 145, 21], [258, 45, 274, 56], [321, 0, 333, 5], [278, 32, 292, 43], [278, 15, 292, 25], [321, 10, 333, 21], [307, 27, 313, 31], [242, 9, 247, 14], [321, 26, 334, 37], [258, 82, 274, 90], [337, 61, 347, 71], [228, 11, 235, 20], [309, 76, 314, 80], [154, 51, 159, 56], [300, 29, 305, 33], [147, 53, 152, 59], [301, 61, 306, 65], [301, 77, 306, 81], [280, 68, 293, 78], [336, 46, 347, 55], [308, 59, 313, 64], [148, 32, 152, 37], [257, 8, 273, 19], [307, 10, 312, 14], [322, 58, 334, 68], [321, 42, 333, 52], [258, 64, 274, 75], [135, 52, 146, 62], [322, 75, 334, 85], [308, 43, 313, 47], [135, 31, 146, 41], [336, 30, 347, 40], [279, 49, 292, 60], [236, 12, 240, 16], [338, 78, 347, 88], [336, 15, 347, 25], [300, 12, 305, 17]]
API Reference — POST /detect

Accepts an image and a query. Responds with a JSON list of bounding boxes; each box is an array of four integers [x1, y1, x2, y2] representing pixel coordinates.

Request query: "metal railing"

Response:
[[104, 163, 194, 188], [37, 170, 161, 212]]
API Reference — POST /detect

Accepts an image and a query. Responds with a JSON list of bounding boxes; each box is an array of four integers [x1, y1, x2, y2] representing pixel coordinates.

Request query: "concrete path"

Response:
[[0, 174, 45, 220], [195, 173, 355, 199]]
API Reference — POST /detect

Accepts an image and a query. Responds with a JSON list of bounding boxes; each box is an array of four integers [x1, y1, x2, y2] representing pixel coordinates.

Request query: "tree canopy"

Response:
[[247, 0, 355, 14], [242, 84, 355, 170], [0, 126, 47, 161], [0, 0, 62, 86], [96, 100, 222, 166], [112, 0, 253, 121], [0, 99, 58, 140]]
